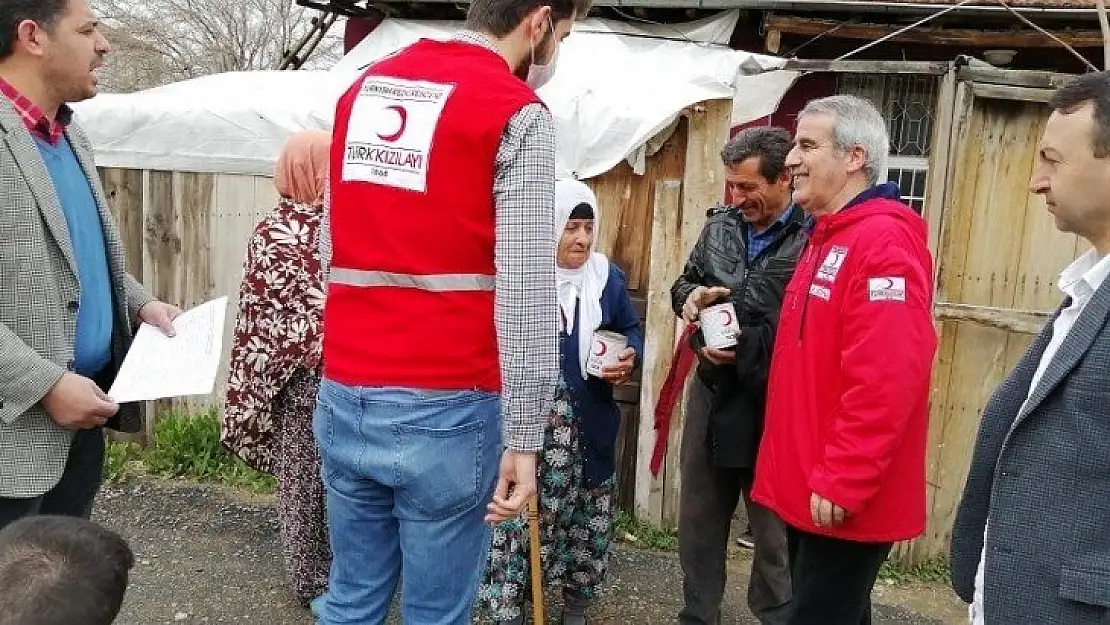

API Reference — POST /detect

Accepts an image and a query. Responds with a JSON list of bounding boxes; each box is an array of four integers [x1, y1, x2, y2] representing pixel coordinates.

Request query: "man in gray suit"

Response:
[[951, 70, 1110, 624], [0, 0, 179, 528]]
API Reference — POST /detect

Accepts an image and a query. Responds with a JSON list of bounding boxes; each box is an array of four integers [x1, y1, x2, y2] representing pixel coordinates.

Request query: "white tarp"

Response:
[[73, 70, 344, 176], [73, 10, 797, 178]]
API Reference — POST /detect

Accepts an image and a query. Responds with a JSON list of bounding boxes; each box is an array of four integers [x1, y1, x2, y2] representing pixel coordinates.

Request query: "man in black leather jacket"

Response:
[[671, 126, 807, 625]]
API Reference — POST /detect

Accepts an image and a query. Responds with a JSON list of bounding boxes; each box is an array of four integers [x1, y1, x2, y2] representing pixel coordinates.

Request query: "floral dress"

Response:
[[222, 197, 330, 605], [477, 376, 618, 621]]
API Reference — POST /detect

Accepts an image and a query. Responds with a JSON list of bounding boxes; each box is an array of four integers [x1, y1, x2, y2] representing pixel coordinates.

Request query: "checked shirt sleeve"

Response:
[[493, 102, 559, 452]]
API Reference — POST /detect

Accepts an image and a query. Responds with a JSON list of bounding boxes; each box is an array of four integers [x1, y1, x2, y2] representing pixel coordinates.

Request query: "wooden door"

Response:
[[905, 66, 1083, 563]]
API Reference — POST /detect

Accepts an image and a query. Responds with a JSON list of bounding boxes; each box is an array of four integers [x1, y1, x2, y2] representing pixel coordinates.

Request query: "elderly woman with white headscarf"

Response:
[[478, 179, 644, 625]]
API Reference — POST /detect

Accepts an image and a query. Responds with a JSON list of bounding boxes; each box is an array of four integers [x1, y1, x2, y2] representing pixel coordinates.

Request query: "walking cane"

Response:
[[527, 493, 545, 624]]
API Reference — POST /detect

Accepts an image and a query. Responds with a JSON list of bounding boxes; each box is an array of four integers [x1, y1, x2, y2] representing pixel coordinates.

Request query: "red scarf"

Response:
[[650, 324, 698, 476]]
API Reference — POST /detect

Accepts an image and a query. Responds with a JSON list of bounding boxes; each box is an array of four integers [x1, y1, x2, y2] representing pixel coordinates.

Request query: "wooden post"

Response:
[[177, 172, 216, 416], [765, 29, 782, 54], [99, 168, 146, 282], [1097, 0, 1110, 70], [632, 98, 733, 526], [586, 122, 688, 513], [634, 179, 684, 525], [922, 65, 958, 276], [660, 99, 733, 526], [680, 100, 733, 244], [527, 494, 545, 624], [99, 168, 148, 445], [143, 170, 181, 438]]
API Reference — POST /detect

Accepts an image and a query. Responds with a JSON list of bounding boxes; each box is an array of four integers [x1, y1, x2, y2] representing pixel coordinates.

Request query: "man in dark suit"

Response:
[[0, 0, 179, 528], [951, 70, 1110, 624]]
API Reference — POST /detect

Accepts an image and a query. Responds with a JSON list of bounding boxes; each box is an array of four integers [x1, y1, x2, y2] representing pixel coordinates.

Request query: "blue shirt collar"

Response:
[[749, 203, 796, 239]]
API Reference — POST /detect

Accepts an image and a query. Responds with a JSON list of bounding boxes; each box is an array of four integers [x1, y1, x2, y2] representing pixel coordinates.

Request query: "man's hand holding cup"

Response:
[[682, 286, 731, 323]]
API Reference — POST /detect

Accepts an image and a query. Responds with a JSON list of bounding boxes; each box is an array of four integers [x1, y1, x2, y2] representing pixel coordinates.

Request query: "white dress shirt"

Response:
[[970, 249, 1110, 624]]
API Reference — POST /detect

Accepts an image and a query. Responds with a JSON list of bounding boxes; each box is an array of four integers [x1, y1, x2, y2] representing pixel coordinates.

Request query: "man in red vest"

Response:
[[314, 0, 591, 623]]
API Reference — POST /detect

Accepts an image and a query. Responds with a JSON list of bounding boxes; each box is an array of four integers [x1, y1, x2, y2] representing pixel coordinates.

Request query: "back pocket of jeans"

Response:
[[395, 420, 485, 521]]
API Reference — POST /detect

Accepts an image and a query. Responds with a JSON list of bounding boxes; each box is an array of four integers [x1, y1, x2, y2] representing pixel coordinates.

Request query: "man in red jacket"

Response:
[[315, 1, 589, 623], [751, 94, 937, 625]]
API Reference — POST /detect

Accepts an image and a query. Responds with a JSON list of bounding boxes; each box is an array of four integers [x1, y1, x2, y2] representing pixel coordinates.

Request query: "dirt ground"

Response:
[[94, 478, 967, 625]]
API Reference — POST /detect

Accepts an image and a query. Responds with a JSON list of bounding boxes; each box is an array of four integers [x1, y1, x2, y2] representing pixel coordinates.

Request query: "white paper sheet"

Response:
[[107, 297, 228, 403]]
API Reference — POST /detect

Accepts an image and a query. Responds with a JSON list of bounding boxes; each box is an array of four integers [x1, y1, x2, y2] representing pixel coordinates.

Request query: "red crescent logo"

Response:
[[719, 309, 733, 326], [376, 105, 407, 142], [594, 341, 608, 357], [878, 278, 894, 289]]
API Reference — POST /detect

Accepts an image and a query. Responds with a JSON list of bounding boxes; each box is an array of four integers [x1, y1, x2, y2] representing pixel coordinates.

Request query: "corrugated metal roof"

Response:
[[306, 0, 1107, 16], [308, 0, 1104, 7], [857, 0, 1099, 8]]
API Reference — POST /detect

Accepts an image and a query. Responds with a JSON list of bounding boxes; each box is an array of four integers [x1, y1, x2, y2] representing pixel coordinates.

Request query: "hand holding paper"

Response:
[[107, 297, 228, 403], [138, 300, 184, 336]]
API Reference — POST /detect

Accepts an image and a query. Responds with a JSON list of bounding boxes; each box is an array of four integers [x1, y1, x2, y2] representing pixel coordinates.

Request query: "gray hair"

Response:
[[798, 95, 890, 186]]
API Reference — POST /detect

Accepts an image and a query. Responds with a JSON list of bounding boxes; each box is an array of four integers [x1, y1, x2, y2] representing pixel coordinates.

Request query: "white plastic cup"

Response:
[[700, 301, 739, 349], [585, 330, 628, 377]]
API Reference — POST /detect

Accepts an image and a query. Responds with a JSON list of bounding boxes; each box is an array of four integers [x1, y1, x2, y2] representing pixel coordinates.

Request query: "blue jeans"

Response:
[[312, 378, 501, 625]]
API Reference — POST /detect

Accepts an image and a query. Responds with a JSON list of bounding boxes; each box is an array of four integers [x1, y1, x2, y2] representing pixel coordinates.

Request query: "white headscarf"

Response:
[[555, 178, 610, 379]]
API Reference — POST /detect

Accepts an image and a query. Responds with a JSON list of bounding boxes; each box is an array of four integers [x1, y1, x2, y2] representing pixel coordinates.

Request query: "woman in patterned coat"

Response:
[[221, 130, 332, 607], [478, 179, 644, 625]]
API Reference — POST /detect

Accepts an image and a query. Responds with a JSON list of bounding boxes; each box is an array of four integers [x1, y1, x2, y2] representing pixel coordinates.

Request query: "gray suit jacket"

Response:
[[0, 97, 152, 498], [951, 279, 1110, 624]]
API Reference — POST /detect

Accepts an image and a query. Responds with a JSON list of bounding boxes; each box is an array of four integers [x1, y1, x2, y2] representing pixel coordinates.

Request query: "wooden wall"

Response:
[[901, 74, 1082, 564], [99, 168, 278, 439], [587, 116, 688, 512], [615, 99, 734, 526]]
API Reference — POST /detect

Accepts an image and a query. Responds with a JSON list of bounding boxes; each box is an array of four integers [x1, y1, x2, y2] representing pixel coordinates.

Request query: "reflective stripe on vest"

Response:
[[329, 268, 495, 292]]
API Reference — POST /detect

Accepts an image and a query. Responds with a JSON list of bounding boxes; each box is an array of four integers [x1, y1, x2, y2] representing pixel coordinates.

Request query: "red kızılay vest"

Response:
[[324, 38, 541, 391]]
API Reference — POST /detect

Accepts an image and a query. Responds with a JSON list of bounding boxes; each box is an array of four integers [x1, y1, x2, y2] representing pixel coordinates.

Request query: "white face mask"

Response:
[[526, 19, 560, 90]]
